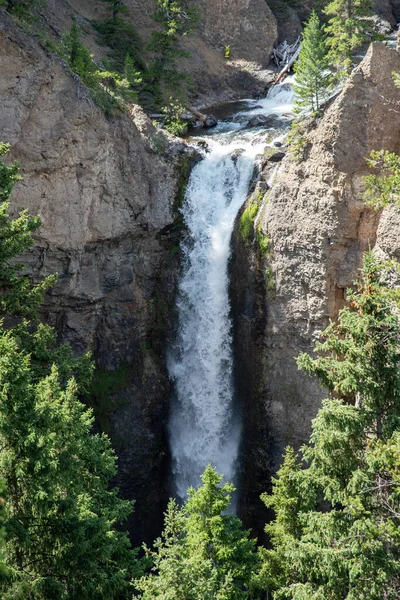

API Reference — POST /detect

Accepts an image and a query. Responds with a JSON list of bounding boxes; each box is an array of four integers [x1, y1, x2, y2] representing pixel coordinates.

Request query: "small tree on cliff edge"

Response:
[[0, 143, 138, 599], [325, 0, 373, 73], [364, 148, 400, 210], [260, 252, 400, 599], [294, 11, 334, 115]]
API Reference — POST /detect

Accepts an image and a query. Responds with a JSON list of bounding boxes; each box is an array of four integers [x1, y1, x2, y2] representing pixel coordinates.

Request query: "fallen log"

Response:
[[271, 36, 301, 70], [274, 44, 301, 84], [188, 107, 208, 122]]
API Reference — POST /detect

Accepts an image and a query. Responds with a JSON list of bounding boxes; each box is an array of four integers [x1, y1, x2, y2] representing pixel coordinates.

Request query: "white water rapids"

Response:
[[168, 80, 294, 501]]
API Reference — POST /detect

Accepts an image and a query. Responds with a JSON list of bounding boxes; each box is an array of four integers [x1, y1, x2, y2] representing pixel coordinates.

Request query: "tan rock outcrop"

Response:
[[260, 41, 400, 464], [199, 0, 277, 64], [233, 42, 400, 534]]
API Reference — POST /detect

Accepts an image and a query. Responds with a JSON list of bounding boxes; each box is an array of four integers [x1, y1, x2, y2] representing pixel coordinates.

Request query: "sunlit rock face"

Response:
[[233, 42, 400, 535], [198, 0, 278, 63]]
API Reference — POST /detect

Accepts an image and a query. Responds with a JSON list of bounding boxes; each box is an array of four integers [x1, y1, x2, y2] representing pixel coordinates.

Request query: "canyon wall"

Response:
[[45, 0, 278, 106], [233, 42, 400, 534], [0, 10, 197, 543], [0, 0, 279, 542], [3, 0, 400, 547]]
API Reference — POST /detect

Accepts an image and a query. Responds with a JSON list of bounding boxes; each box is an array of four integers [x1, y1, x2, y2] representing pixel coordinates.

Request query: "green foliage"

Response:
[[137, 466, 258, 600], [256, 229, 270, 257], [298, 251, 400, 435], [0, 336, 137, 599], [260, 251, 400, 599], [62, 21, 97, 84], [162, 99, 188, 136], [240, 194, 261, 242], [152, 0, 200, 38], [0, 142, 21, 203], [294, 12, 334, 115], [287, 119, 308, 161], [149, 133, 168, 155], [364, 149, 400, 210], [147, 0, 200, 108], [1, 0, 45, 21], [124, 54, 142, 92], [93, 17, 144, 75], [224, 45, 232, 59], [0, 145, 137, 598], [324, 0, 373, 73], [0, 144, 55, 318], [0, 478, 6, 576], [61, 21, 137, 115]]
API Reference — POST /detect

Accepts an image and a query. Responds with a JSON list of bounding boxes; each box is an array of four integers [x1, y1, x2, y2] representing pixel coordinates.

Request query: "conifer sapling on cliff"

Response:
[[293, 11, 334, 115]]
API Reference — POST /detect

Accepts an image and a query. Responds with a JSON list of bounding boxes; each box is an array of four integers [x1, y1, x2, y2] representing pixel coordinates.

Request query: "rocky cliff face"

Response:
[[0, 0, 279, 544], [181, 0, 278, 104], [3, 0, 400, 548], [44, 0, 278, 106], [233, 42, 400, 534], [198, 0, 277, 63], [0, 11, 198, 543]]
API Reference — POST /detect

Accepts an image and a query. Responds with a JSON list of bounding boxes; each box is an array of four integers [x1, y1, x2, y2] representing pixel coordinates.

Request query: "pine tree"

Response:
[[0, 143, 55, 317], [364, 149, 400, 210], [0, 478, 5, 575], [0, 146, 138, 599], [137, 465, 258, 600], [100, 0, 127, 21], [324, 0, 373, 73], [62, 21, 97, 86], [147, 0, 200, 106], [123, 54, 142, 100], [293, 12, 334, 115], [260, 252, 400, 599]]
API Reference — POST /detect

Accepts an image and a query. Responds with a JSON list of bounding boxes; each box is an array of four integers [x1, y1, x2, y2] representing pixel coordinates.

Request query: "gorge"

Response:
[[168, 83, 293, 500], [1, 0, 400, 558]]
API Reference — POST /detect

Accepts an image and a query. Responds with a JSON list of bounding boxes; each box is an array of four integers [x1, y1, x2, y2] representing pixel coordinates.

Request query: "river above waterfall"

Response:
[[168, 80, 295, 502]]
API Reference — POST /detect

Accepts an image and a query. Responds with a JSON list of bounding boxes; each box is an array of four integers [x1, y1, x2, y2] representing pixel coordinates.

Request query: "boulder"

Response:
[[247, 114, 287, 128], [231, 148, 245, 162], [267, 151, 286, 162], [276, 6, 302, 44], [198, 0, 278, 65], [204, 114, 218, 128]]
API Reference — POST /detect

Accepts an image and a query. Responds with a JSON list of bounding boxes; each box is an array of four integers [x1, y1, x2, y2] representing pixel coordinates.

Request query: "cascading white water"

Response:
[[168, 81, 294, 501]]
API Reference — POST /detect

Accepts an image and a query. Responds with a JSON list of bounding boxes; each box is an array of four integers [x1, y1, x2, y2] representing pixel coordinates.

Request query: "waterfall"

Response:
[[168, 82, 294, 501]]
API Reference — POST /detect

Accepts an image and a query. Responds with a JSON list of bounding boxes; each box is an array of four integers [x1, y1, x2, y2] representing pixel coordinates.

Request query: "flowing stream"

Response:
[[168, 80, 294, 501]]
